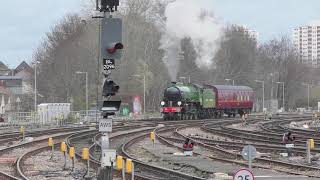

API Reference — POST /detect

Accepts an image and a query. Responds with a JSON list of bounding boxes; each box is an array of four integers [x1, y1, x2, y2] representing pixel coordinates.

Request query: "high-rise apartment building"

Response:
[[293, 24, 320, 68]]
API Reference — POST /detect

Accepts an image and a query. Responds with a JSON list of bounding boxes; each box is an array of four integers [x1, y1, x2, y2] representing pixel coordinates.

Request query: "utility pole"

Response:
[[34, 61, 40, 113], [76, 71, 88, 117], [276, 82, 285, 111], [35, 62, 37, 112], [302, 83, 311, 110], [255, 80, 265, 111], [270, 73, 274, 100], [308, 84, 310, 109]]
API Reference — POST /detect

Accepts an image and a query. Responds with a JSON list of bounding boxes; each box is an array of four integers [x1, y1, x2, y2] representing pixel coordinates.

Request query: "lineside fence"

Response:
[[0, 110, 161, 133]]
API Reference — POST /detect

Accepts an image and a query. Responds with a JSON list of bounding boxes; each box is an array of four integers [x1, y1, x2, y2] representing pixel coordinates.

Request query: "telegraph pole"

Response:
[[95, 1, 122, 180]]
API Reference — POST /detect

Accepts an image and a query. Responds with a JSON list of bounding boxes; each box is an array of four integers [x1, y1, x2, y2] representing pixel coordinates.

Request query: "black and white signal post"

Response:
[[95, 1, 122, 180]]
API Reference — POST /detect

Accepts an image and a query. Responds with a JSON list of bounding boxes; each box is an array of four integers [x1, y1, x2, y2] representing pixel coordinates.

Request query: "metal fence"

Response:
[[4, 110, 101, 127], [2, 110, 159, 129]]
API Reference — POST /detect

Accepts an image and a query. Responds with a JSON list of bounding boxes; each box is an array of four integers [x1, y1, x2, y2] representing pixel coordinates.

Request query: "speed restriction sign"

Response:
[[233, 168, 254, 180]]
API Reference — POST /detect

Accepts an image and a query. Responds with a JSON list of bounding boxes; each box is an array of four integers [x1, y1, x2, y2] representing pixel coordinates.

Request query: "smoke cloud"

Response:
[[160, 0, 222, 81]]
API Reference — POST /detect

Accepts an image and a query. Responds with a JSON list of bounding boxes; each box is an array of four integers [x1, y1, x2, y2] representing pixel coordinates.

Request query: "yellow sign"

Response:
[[150, 132, 155, 141], [116, 155, 123, 170], [125, 159, 133, 173], [20, 126, 25, 133], [60, 142, 66, 152], [48, 137, 53, 147], [82, 148, 89, 160], [69, 147, 75, 158], [309, 139, 315, 149]]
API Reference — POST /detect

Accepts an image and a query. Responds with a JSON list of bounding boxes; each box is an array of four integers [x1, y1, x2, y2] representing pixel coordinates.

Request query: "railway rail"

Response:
[[0, 127, 93, 180], [163, 115, 320, 177]]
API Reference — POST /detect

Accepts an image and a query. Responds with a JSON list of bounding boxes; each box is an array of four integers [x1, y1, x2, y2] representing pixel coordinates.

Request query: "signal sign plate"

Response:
[[233, 168, 255, 180], [103, 59, 115, 70], [241, 145, 257, 161], [99, 119, 112, 132]]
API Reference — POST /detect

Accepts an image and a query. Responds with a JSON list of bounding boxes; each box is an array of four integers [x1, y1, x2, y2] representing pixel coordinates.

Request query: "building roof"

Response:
[[13, 61, 33, 75], [0, 61, 10, 75], [0, 76, 22, 80]]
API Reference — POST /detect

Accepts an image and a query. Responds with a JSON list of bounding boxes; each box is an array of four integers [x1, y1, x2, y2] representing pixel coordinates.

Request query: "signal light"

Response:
[[102, 80, 119, 97], [189, 143, 193, 148], [106, 42, 123, 54], [183, 143, 187, 148]]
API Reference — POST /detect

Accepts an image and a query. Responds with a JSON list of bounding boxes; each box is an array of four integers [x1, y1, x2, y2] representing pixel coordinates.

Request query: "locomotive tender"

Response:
[[160, 82, 254, 120]]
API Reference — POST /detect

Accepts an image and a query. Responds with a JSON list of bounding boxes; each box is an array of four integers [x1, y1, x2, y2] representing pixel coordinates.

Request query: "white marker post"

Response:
[[99, 118, 116, 180]]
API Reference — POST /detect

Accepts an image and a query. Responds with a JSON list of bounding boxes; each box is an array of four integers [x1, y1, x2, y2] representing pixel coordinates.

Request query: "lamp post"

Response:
[[225, 79, 234, 86], [34, 61, 40, 113], [255, 80, 265, 111], [276, 82, 285, 111], [302, 83, 311, 110], [133, 74, 146, 114], [76, 71, 88, 117]]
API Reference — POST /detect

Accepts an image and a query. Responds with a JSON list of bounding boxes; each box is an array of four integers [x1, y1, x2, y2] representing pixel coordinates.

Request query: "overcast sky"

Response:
[[1, 0, 320, 68], [0, 0, 85, 68]]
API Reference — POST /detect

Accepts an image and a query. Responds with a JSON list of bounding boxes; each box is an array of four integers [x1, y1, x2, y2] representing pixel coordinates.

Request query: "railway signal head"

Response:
[[99, 0, 119, 12], [101, 18, 123, 60], [106, 42, 123, 54], [183, 138, 194, 152], [102, 80, 119, 97]]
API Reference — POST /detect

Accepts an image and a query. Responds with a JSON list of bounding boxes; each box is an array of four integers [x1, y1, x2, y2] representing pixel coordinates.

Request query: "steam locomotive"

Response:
[[160, 82, 254, 120]]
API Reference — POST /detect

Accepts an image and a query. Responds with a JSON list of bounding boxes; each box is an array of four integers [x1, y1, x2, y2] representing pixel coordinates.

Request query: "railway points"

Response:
[[2, 113, 320, 179]]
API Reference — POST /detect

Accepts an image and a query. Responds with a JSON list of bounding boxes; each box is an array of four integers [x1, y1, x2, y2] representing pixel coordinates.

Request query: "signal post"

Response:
[[95, 1, 123, 180]]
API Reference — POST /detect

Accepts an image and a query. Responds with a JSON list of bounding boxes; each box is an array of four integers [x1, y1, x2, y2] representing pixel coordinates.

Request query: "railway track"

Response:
[[0, 127, 92, 179], [163, 115, 320, 177], [66, 124, 161, 179], [69, 120, 212, 180], [6, 114, 319, 179], [0, 126, 90, 148]]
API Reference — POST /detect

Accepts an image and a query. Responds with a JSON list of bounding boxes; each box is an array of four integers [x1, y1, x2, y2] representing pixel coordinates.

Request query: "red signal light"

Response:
[[106, 43, 123, 54], [189, 143, 193, 148], [183, 144, 187, 148]]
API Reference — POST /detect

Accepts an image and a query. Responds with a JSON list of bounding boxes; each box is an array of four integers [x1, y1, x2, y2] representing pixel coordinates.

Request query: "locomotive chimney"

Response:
[[171, 81, 177, 84]]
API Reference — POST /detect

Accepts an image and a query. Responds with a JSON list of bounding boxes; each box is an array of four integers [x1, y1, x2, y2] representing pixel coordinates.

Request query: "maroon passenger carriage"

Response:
[[207, 85, 254, 117]]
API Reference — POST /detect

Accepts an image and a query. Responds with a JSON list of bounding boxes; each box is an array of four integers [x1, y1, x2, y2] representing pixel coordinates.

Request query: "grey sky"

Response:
[[1, 0, 320, 68], [211, 0, 320, 41], [0, 0, 85, 68]]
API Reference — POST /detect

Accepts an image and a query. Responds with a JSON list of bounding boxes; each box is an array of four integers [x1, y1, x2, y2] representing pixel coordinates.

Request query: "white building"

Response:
[[293, 24, 320, 68]]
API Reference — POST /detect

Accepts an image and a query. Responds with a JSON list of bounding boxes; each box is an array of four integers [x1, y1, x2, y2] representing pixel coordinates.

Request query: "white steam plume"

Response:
[[160, 0, 222, 81]]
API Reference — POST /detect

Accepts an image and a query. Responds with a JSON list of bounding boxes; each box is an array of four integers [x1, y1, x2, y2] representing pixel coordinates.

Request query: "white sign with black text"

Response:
[[103, 58, 115, 70], [233, 168, 254, 180], [99, 119, 112, 132]]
